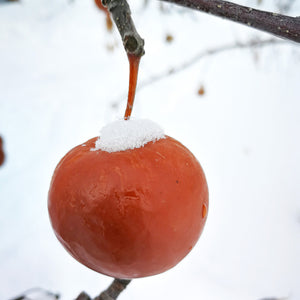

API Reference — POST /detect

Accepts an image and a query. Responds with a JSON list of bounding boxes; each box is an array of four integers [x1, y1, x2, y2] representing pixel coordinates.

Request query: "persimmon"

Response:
[[48, 120, 209, 279]]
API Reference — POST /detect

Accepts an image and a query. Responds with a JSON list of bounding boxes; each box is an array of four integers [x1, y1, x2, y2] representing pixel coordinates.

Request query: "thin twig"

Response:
[[160, 0, 300, 43], [102, 0, 145, 56], [94, 279, 131, 300], [110, 38, 284, 109], [139, 38, 284, 87]]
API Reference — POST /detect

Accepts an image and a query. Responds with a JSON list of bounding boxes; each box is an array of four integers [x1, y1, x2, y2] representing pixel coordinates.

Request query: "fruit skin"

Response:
[[48, 136, 208, 279]]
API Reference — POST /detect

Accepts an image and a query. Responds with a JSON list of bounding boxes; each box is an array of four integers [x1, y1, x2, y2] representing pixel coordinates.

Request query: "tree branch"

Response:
[[74, 279, 131, 300], [110, 38, 285, 110], [138, 38, 284, 88], [160, 0, 300, 43], [94, 279, 131, 300], [102, 0, 145, 56]]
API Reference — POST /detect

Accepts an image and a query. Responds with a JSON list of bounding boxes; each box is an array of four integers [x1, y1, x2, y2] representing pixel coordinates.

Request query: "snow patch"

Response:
[[91, 119, 165, 153]]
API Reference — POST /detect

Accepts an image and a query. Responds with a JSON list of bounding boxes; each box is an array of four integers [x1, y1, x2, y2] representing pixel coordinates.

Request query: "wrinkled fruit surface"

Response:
[[48, 136, 208, 278]]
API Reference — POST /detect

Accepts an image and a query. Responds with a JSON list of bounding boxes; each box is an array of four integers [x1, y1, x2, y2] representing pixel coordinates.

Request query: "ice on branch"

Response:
[[92, 119, 165, 153]]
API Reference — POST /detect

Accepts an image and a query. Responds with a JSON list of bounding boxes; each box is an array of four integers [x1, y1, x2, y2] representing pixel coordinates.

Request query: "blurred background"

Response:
[[0, 0, 299, 299]]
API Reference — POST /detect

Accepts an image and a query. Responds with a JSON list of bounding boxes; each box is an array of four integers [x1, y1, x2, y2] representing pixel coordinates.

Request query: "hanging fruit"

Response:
[[48, 119, 208, 278], [48, 3, 208, 279]]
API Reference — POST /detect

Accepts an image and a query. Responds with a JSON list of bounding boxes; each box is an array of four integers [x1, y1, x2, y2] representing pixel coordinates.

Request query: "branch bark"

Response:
[[160, 0, 300, 43], [94, 279, 131, 300], [102, 0, 145, 56], [74, 279, 131, 300]]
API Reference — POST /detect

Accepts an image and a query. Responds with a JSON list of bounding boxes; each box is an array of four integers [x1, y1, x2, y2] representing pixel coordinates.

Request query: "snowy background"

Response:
[[0, 0, 300, 299]]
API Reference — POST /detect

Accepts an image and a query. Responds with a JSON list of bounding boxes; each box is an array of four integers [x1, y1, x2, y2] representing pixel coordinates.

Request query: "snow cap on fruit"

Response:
[[92, 119, 165, 153]]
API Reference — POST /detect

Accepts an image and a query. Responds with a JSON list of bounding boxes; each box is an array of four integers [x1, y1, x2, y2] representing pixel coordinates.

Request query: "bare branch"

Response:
[[138, 38, 284, 88], [110, 38, 285, 110], [102, 0, 145, 56], [94, 279, 131, 300], [159, 0, 300, 43], [74, 279, 131, 300]]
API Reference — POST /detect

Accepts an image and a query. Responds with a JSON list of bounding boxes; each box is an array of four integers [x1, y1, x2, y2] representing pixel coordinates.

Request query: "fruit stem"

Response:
[[124, 54, 141, 120]]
